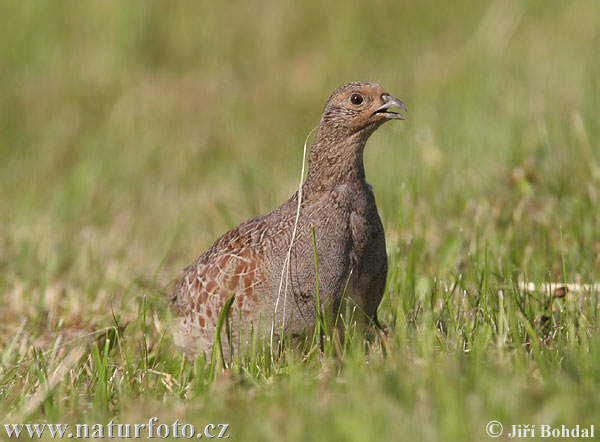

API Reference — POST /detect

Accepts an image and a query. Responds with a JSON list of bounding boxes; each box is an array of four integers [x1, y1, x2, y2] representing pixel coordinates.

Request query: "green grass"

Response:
[[1, 1, 600, 440]]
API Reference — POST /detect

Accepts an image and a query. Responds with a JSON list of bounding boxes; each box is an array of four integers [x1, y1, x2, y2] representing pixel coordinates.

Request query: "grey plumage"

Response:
[[170, 81, 406, 359]]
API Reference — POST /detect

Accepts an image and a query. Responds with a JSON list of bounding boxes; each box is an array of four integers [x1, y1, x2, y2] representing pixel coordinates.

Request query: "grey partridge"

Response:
[[170, 82, 406, 359]]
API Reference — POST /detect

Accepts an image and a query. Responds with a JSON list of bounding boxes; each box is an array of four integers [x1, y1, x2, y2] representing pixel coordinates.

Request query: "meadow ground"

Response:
[[1, 1, 600, 441]]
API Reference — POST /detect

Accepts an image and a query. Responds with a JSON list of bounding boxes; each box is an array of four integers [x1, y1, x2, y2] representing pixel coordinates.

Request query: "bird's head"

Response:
[[319, 81, 406, 139]]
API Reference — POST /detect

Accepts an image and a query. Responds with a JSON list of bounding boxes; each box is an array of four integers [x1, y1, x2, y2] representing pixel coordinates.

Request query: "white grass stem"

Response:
[[271, 125, 318, 351]]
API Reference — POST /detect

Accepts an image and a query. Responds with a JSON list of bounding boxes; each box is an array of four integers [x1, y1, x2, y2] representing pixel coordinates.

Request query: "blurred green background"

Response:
[[1, 1, 599, 441], [1, 0, 598, 284]]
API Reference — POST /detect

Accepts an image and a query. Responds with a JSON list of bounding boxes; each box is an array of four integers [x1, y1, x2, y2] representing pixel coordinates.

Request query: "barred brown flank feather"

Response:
[[170, 82, 406, 359]]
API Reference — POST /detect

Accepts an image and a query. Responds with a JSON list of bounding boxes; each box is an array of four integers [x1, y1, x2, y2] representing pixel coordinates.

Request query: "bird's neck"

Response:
[[304, 130, 368, 192]]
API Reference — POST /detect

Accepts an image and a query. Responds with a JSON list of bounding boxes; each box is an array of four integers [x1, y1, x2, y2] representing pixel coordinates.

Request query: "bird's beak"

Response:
[[373, 95, 407, 120]]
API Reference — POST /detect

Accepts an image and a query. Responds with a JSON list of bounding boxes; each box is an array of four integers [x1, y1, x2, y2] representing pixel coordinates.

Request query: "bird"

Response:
[[170, 81, 406, 360]]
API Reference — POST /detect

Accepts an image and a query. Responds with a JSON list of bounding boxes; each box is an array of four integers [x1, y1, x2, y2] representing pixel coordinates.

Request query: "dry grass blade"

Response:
[[10, 345, 86, 421]]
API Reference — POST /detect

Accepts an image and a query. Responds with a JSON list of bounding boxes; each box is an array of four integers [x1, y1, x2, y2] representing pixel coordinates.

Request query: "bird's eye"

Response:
[[350, 93, 364, 106]]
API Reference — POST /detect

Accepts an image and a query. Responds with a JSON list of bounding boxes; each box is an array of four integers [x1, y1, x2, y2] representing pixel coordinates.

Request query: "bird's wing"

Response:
[[170, 227, 268, 331]]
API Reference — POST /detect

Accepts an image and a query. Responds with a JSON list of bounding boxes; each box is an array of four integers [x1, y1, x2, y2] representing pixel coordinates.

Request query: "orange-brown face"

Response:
[[321, 82, 406, 135]]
